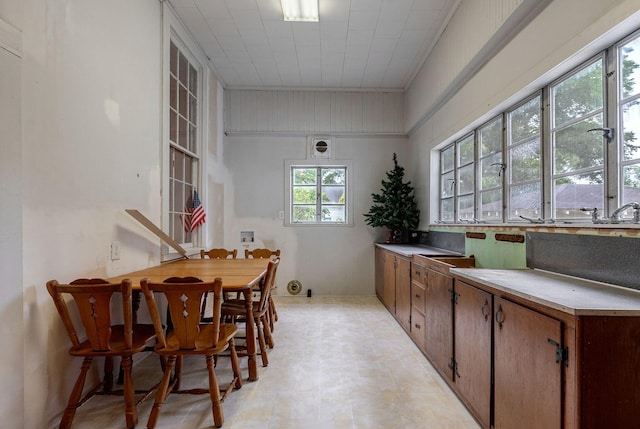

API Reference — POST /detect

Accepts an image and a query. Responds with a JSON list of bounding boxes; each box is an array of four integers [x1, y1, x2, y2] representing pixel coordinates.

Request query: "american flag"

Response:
[[190, 190, 206, 231]]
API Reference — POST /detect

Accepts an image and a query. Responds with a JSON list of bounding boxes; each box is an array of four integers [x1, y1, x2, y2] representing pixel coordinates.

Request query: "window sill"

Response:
[[429, 223, 640, 236]]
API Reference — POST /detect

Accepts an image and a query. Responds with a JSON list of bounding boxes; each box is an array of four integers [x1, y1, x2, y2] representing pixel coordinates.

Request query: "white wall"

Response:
[[13, 0, 224, 427], [405, 0, 640, 226], [223, 134, 407, 295], [0, 11, 23, 426]]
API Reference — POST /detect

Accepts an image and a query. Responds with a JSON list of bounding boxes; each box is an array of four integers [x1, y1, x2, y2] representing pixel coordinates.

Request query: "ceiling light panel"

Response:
[[281, 0, 319, 22]]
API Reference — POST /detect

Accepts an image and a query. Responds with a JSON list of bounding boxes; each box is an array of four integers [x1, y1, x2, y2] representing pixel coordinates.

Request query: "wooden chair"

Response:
[[140, 276, 242, 429], [221, 259, 279, 367], [245, 248, 280, 332], [200, 248, 238, 317], [200, 248, 238, 260], [46, 278, 157, 429]]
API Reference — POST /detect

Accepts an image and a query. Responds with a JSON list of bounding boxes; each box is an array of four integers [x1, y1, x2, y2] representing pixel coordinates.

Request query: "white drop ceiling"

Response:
[[168, 0, 460, 90]]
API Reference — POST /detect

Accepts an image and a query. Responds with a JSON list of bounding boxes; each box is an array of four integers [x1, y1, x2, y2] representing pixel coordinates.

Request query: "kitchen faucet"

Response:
[[610, 201, 640, 223]]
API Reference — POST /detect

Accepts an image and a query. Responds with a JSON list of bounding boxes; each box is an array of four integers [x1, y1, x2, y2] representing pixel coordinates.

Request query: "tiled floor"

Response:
[[59, 296, 481, 429]]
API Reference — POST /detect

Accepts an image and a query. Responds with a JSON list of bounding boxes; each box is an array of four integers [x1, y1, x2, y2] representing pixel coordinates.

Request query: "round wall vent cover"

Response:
[[287, 280, 302, 295]]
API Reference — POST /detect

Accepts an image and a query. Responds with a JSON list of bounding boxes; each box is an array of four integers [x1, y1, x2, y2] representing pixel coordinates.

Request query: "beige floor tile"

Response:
[[50, 296, 481, 429]]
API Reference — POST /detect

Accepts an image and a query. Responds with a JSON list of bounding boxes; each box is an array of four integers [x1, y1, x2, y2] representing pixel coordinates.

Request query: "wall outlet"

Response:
[[278, 210, 284, 220], [111, 241, 120, 261]]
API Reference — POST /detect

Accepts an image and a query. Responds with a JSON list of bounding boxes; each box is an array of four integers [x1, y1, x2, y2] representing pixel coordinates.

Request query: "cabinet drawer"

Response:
[[411, 309, 426, 350], [412, 264, 427, 287], [412, 281, 426, 310]]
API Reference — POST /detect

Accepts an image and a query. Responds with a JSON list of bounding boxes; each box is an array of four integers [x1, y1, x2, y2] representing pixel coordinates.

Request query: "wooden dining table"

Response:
[[109, 258, 270, 381]]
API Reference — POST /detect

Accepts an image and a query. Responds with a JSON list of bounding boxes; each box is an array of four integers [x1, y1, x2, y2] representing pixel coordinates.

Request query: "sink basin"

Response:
[[414, 254, 476, 275]]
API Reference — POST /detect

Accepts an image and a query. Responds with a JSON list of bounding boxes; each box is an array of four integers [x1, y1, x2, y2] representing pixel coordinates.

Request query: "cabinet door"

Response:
[[382, 251, 396, 312], [424, 269, 454, 381], [395, 256, 411, 332], [375, 247, 385, 301], [454, 280, 492, 429], [494, 297, 562, 429]]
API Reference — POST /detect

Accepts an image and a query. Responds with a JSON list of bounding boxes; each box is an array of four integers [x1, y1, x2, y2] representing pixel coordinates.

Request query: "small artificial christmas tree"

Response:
[[364, 153, 420, 243]]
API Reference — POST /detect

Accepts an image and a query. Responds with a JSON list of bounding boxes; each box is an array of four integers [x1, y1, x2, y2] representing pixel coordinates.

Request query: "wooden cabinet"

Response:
[[374, 247, 410, 326], [417, 255, 475, 382], [453, 280, 562, 429], [493, 296, 562, 429], [394, 255, 411, 331], [453, 281, 492, 429]]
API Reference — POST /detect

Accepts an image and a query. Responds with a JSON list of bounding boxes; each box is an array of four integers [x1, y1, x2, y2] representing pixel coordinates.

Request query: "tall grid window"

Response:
[[290, 166, 347, 224], [506, 95, 542, 220], [550, 58, 605, 220], [439, 135, 475, 222], [168, 40, 200, 244], [437, 27, 640, 225], [478, 116, 504, 222]]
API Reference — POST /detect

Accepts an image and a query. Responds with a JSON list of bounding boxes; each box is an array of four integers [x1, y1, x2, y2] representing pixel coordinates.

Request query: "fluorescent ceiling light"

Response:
[[281, 0, 319, 22]]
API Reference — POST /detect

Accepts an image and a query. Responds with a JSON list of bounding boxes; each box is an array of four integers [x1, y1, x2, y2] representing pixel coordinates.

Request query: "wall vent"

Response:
[[310, 137, 332, 159]]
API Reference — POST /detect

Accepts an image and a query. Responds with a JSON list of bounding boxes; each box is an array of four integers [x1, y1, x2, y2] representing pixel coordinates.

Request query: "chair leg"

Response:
[[147, 355, 177, 429], [120, 355, 138, 429], [206, 354, 224, 428], [256, 318, 269, 367], [229, 338, 243, 389], [268, 296, 278, 331], [263, 314, 275, 349], [58, 357, 93, 429]]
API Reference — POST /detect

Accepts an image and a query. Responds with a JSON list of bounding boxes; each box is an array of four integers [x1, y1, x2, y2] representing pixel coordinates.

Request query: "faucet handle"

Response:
[[580, 207, 603, 223]]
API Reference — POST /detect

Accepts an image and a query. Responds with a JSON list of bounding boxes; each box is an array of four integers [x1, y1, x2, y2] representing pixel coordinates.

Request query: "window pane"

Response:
[[622, 100, 640, 161], [321, 168, 345, 185], [509, 182, 541, 220], [510, 139, 541, 183], [458, 135, 474, 165], [441, 198, 454, 222], [481, 153, 503, 189], [441, 145, 454, 172], [321, 206, 345, 222], [293, 168, 316, 185], [189, 64, 197, 93], [293, 186, 316, 204], [322, 185, 344, 203], [553, 60, 603, 126], [623, 165, 640, 206], [458, 164, 474, 194], [554, 174, 604, 219], [179, 52, 189, 86], [170, 78, 177, 110], [510, 97, 541, 143], [441, 171, 454, 198], [170, 42, 178, 76], [620, 36, 640, 99], [458, 195, 474, 221], [479, 117, 502, 156], [293, 206, 316, 222], [554, 115, 604, 175], [480, 189, 502, 221]]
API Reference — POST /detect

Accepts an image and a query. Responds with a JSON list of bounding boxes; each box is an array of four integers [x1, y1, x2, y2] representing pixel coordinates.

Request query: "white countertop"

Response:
[[450, 268, 640, 316], [375, 243, 462, 257]]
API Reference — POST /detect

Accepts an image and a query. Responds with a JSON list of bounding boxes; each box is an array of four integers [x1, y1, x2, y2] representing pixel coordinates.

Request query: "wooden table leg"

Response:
[[243, 288, 259, 381]]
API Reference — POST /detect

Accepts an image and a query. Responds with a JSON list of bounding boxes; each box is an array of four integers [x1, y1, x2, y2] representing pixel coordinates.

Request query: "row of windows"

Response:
[[439, 29, 640, 225]]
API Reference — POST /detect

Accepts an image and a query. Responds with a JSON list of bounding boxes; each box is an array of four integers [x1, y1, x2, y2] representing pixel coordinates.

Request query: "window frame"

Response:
[[284, 159, 353, 227], [162, 4, 209, 258], [435, 27, 640, 226]]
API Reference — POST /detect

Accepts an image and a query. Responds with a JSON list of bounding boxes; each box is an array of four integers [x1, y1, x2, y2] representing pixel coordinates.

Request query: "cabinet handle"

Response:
[[495, 304, 505, 329], [415, 293, 421, 299], [481, 299, 490, 321], [414, 323, 421, 329]]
